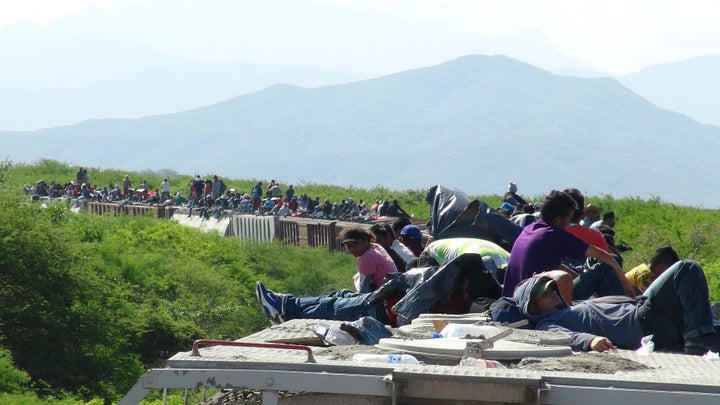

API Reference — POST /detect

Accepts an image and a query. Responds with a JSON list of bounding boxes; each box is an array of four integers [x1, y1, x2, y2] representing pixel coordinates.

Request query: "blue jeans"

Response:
[[283, 289, 390, 324], [637, 260, 716, 348], [572, 262, 626, 301]]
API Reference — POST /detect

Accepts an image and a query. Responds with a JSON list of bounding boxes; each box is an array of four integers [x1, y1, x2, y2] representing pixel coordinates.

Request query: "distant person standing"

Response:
[[160, 178, 170, 202], [76, 167, 89, 185], [267, 180, 277, 197], [251, 181, 263, 211], [211, 175, 223, 199], [122, 175, 132, 199], [268, 182, 282, 199]]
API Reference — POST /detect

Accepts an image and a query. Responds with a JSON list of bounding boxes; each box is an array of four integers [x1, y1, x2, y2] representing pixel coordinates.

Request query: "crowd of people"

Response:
[[256, 184, 720, 356], [26, 168, 171, 205], [184, 178, 414, 221], [25, 169, 413, 223]]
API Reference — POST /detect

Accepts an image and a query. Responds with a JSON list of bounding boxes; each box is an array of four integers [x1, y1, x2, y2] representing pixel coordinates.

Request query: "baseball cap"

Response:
[[530, 277, 557, 302], [400, 224, 422, 240]]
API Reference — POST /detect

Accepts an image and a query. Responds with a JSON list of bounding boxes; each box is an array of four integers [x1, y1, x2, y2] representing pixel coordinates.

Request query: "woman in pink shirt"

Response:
[[341, 226, 397, 292]]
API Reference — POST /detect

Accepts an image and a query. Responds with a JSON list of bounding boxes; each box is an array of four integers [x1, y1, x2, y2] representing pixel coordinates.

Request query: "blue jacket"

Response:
[[514, 277, 644, 351]]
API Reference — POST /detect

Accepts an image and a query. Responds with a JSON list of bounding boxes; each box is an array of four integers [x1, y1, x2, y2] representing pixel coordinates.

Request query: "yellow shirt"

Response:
[[625, 263, 653, 293]]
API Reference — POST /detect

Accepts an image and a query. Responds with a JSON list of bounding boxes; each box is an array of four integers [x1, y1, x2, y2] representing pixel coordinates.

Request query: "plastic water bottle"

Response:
[[459, 357, 505, 368], [352, 353, 420, 364], [439, 323, 501, 338]]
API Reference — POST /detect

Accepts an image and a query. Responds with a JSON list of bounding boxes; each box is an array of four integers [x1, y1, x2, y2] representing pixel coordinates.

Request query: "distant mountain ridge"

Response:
[[617, 54, 720, 127], [0, 29, 361, 130], [2, 55, 719, 207]]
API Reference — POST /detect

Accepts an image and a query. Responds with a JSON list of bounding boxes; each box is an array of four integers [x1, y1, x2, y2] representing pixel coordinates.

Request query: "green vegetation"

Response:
[[2, 159, 720, 403]]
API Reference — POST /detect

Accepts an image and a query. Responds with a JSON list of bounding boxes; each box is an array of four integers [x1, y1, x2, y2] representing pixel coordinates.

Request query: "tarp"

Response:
[[426, 184, 521, 252]]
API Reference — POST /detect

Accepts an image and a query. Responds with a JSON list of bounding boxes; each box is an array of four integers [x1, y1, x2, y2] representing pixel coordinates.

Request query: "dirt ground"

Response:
[[512, 351, 649, 373]]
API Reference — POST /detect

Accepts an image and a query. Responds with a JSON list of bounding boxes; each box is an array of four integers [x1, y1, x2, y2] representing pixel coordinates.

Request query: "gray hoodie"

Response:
[[514, 277, 644, 351]]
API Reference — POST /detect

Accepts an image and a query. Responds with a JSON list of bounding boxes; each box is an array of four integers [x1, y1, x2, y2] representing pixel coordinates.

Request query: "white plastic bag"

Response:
[[636, 334, 654, 355]]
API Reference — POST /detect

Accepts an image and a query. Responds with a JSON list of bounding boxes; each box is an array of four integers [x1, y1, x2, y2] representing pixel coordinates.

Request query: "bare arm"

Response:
[[585, 245, 636, 298]]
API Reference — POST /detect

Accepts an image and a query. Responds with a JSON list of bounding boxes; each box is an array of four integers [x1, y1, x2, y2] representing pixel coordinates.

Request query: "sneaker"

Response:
[[256, 281, 285, 325], [684, 332, 720, 355]]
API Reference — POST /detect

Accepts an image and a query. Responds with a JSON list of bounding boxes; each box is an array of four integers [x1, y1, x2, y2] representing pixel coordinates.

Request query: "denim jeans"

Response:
[[283, 289, 390, 324], [572, 262, 627, 301], [637, 260, 716, 348]]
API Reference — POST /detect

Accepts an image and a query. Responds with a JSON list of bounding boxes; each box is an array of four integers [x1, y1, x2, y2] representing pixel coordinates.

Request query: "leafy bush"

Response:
[[0, 346, 30, 394]]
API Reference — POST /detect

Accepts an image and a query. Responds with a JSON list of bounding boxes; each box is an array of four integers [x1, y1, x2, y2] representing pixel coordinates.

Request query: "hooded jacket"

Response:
[[367, 252, 503, 326], [514, 277, 644, 351]]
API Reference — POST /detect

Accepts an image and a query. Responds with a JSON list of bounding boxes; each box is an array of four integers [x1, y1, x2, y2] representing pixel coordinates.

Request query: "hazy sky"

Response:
[[1, 0, 719, 75]]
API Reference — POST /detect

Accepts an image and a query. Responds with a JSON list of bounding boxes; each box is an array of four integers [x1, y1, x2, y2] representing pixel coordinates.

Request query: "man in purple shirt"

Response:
[[501, 190, 634, 299]]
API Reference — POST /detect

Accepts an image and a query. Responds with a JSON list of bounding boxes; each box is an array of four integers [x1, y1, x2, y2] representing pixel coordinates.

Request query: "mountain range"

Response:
[[617, 54, 720, 127], [2, 1, 718, 133], [0, 0, 596, 131], [2, 54, 719, 208], [0, 25, 361, 130]]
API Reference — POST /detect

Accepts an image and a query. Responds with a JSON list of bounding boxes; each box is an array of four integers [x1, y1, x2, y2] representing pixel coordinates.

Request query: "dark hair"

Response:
[[539, 190, 577, 222], [341, 226, 374, 243], [562, 188, 585, 222], [649, 246, 680, 269], [602, 211, 615, 221], [369, 223, 391, 239], [382, 223, 396, 241], [392, 217, 412, 234]]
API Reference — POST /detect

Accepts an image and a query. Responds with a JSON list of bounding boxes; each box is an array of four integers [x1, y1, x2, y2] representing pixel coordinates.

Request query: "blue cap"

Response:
[[400, 224, 422, 239]]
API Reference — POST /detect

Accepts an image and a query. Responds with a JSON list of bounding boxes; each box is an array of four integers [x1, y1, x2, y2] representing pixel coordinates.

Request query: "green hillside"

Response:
[[2, 160, 720, 403]]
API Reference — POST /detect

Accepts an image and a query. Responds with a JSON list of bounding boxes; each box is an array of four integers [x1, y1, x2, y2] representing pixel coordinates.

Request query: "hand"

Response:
[[589, 336, 617, 352]]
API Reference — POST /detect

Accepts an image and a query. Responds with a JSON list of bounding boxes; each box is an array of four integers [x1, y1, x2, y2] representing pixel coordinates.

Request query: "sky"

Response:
[[1, 0, 719, 75]]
